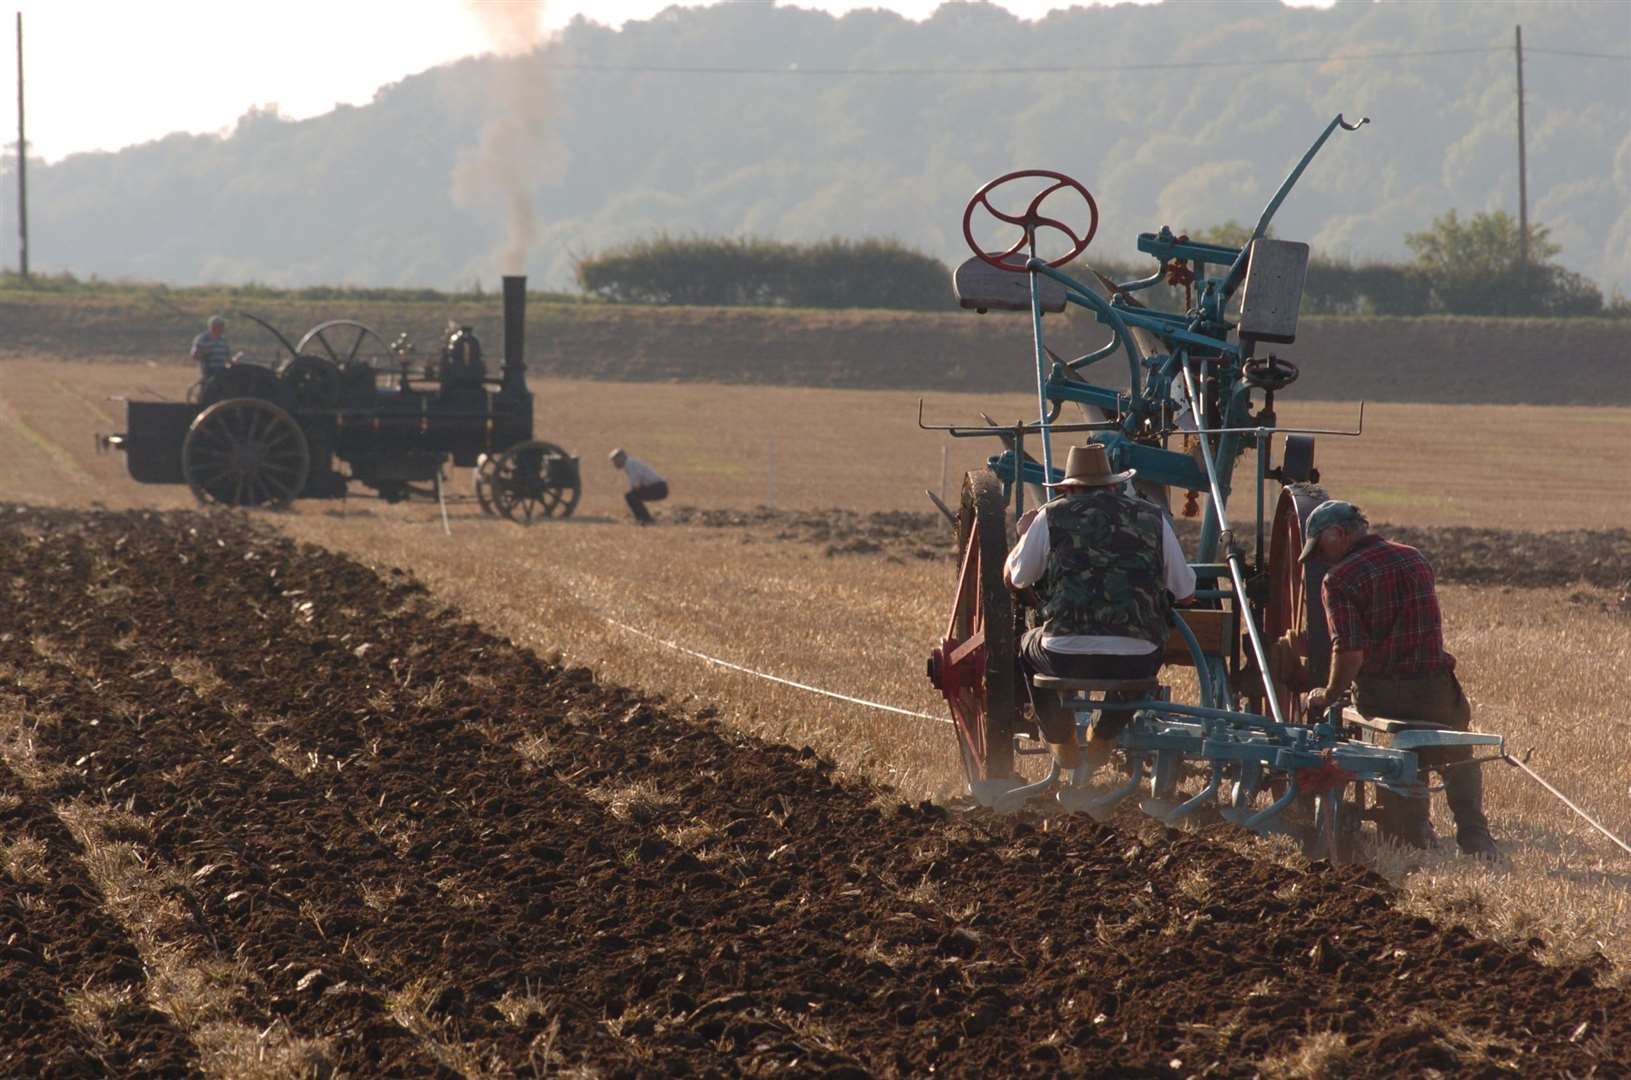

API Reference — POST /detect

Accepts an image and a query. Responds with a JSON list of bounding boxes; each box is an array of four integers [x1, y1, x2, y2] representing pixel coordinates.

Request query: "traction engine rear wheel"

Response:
[[927, 470, 1022, 793], [182, 398, 310, 508]]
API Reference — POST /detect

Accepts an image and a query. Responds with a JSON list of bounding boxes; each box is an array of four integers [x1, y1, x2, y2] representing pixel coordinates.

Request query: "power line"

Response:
[[1525, 47, 1631, 60]]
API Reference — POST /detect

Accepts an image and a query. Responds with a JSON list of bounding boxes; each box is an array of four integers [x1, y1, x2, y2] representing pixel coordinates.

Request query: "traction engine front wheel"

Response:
[[491, 441, 582, 523]]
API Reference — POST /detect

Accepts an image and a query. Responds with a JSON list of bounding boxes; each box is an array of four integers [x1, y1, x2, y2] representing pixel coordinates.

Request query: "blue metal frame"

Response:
[[974, 114, 1503, 841]]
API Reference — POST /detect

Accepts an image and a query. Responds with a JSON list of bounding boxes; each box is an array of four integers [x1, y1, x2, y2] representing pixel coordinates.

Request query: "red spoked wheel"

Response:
[[926, 471, 1023, 792], [1263, 483, 1332, 725], [962, 169, 1099, 272]]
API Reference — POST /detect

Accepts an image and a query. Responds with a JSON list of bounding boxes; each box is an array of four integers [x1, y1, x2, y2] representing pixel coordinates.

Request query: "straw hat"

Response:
[[1043, 443, 1136, 488]]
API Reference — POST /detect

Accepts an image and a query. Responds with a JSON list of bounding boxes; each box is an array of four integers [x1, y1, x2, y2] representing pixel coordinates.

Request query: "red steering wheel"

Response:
[[962, 170, 1099, 272]]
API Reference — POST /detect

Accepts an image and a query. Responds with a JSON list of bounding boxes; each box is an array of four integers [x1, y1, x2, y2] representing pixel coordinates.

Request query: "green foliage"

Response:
[[573, 235, 950, 310], [1404, 210, 1601, 317], [1190, 221, 1271, 248], [1406, 210, 1560, 276]]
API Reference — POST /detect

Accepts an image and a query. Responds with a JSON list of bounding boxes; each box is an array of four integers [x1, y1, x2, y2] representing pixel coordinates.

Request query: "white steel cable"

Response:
[[603, 617, 952, 725], [1505, 754, 1631, 859]]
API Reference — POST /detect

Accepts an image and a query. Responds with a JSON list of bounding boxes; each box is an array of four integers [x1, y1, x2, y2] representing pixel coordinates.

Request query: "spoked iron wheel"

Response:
[[296, 320, 393, 367], [182, 398, 310, 508], [926, 470, 1023, 797], [491, 441, 582, 523], [1263, 482, 1331, 724]]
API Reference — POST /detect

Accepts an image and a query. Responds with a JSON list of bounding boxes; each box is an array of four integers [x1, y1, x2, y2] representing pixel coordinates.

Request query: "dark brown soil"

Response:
[[3, 504, 1629, 1076], [669, 505, 1631, 594]]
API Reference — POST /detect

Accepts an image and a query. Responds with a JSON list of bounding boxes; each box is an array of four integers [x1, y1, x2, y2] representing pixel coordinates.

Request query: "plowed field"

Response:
[[3, 505, 1627, 1077]]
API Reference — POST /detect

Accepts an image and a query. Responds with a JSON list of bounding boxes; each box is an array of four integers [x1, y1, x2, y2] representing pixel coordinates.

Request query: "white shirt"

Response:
[[1004, 494, 1197, 655], [621, 455, 664, 490]]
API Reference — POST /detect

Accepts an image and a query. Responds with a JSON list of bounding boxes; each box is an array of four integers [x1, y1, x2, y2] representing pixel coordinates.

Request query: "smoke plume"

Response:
[[452, 1, 560, 275]]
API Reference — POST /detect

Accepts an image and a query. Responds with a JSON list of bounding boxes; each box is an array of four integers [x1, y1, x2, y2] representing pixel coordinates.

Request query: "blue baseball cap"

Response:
[[1298, 500, 1366, 563]]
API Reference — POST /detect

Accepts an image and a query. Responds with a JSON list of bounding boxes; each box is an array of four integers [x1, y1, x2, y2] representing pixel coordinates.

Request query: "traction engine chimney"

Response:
[[501, 274, 527, 393]]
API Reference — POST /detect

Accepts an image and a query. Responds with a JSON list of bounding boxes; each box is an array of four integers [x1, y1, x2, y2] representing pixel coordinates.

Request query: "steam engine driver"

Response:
[[1003, 443, 1195, 790]]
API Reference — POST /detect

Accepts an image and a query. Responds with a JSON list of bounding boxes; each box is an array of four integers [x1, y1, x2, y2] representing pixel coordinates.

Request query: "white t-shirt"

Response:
[[621, 455, 664, 490], [1004, 494, 1197, 655]]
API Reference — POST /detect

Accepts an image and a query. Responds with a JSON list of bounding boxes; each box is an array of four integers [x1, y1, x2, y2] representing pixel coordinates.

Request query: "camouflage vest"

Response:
[[1037, 489, 1170, 646]]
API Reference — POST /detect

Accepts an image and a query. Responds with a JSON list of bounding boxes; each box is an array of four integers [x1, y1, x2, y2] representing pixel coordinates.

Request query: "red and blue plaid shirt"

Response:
[[1320, 534, 1454, 677]]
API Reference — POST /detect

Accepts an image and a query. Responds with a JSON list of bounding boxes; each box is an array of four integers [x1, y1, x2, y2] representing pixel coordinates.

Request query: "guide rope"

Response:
[[602, 616, 952, 726], [1504, 752, 1631, 859]]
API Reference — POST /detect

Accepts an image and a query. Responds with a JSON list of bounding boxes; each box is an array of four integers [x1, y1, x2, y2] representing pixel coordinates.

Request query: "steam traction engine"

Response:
[[925, 116, 1505, 857], [100, 275, 580, 521]]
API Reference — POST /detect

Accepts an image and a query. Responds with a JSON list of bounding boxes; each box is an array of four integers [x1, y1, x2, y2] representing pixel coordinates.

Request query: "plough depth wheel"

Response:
[[928, 471, 1023, 789], [1264, 483, 1332, 723], [181, 397, 310, 508]]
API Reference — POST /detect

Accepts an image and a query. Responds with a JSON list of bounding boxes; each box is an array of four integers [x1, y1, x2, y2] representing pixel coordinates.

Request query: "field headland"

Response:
[[2, 285, 1626, 405]]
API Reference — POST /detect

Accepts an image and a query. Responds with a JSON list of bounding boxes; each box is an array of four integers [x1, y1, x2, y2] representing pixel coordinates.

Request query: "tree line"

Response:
[[574, 212, 1626, 318]]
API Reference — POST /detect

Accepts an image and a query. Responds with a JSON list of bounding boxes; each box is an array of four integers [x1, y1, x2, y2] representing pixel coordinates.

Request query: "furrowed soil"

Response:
[[4, 504, 1627, 1077]]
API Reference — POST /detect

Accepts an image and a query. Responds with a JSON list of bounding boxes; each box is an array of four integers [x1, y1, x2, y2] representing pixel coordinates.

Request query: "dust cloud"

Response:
[[451, 1, 561, 275]]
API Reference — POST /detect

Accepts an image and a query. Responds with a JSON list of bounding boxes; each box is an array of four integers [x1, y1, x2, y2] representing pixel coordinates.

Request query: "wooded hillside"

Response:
[[0, 1, 1624, 297]]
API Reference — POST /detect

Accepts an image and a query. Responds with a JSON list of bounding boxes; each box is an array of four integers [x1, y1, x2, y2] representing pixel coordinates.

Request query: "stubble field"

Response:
[[1, 353, 1629, 1075]]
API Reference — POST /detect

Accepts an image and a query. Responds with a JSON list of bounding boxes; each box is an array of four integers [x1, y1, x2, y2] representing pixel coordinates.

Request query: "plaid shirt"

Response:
[[1320, 534, 1454, 677]]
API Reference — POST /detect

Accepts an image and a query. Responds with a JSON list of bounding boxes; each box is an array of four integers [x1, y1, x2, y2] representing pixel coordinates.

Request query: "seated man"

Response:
[[190, 315, 232, 382], [1004, 443, 1196, 792]]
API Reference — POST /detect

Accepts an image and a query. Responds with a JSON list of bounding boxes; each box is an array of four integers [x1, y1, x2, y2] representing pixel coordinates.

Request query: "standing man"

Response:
[[1004, 443, 1195, 800], [190, 315, 232, 381], [609, 448, 668, 526], [1300, 500, 1498, 859]]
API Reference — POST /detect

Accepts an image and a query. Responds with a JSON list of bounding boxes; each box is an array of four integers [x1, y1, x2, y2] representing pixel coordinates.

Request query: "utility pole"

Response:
[[1515, 24, 1528, 275], [15, 11, 27, 279]]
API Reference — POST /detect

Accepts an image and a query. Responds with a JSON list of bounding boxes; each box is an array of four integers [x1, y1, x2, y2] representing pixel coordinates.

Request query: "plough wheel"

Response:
[[928, 471, 1022, 789], [181, 398, 310, 508], [1264, 483, 1331, 724]]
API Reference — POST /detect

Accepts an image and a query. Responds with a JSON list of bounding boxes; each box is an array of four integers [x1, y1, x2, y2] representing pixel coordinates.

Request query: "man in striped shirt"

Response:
[[1301, 500, 1498, 859], [190, 315, 232, 380]]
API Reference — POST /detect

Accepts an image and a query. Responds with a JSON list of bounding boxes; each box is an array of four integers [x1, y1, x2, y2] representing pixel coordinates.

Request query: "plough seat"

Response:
[[953, 256, 1069, 313], [1031, 676, 1160, 695]]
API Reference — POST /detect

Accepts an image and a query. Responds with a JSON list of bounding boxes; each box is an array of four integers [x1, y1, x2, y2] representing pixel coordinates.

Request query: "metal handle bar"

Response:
[[1182, 402, 1365, 438], [916, 399, 1117, 437], [1221, 113, 1369, 299], [1180, 359, 1285, 728]]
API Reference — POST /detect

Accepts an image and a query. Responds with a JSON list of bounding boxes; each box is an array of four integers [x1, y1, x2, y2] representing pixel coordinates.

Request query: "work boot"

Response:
[[1374, 788, 1437, 850], [1443, 764, 1501, 861]]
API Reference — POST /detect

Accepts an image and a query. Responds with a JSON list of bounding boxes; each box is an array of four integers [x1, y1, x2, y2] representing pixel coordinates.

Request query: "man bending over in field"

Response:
[[1301, 500, 1499, 860], [609, 448, 668, 526], [1004, 443, 1195, 806]]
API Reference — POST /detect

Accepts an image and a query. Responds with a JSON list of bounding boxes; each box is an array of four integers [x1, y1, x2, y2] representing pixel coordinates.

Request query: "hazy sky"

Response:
[[3, 0, 1332, 162]]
